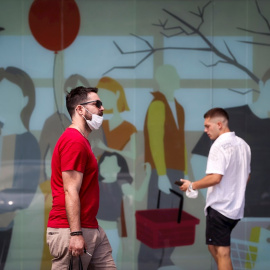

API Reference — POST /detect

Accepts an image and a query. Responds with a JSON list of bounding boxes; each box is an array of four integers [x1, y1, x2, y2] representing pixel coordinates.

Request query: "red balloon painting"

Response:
[[29, 0, 80, 53]]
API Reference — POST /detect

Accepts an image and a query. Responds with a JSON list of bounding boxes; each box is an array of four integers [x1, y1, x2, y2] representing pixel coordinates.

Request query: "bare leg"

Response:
[[216, 246, 233, 270], [208, 245, 233, 270], [208, 245, 218, 264]]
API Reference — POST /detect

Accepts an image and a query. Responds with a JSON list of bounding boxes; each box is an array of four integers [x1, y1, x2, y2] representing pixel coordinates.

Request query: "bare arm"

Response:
[[63, 170, 85, 256], [180, 173, 223, 192]]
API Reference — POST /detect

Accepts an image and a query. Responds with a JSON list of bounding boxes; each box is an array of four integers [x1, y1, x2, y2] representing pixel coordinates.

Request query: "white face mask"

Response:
[[82, 107, 103, 130]]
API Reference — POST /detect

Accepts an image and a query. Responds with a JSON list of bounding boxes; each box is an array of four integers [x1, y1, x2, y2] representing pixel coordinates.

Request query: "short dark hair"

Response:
[[66, 86, 98, 118], [204, 107, 229, 121]]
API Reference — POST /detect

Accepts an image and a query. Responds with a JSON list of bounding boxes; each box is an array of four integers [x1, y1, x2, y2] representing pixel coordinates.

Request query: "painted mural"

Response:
[[0, 0, 270, 269]]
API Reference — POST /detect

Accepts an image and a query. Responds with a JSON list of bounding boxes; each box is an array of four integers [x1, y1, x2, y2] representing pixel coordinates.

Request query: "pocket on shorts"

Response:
[[47, 228, 61, 258]]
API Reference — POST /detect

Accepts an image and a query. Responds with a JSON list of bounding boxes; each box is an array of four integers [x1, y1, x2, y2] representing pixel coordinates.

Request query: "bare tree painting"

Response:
[[104, 0, 269, 92], [237, 0, 270, 47]]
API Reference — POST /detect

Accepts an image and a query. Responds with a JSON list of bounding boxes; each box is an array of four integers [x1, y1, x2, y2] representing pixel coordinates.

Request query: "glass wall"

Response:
[[0, 0, 269, 269]]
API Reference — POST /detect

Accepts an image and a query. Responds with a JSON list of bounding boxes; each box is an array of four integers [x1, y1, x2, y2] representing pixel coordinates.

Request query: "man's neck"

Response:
[[70, 120, 91, 138]]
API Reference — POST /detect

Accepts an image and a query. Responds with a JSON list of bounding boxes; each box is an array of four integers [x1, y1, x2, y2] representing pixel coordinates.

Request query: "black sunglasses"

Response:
[[80, 100, 103, 108]]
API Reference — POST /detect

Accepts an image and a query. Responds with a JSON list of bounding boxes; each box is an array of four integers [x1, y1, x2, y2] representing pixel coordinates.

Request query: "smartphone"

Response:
[[174, 180, 184, 186]]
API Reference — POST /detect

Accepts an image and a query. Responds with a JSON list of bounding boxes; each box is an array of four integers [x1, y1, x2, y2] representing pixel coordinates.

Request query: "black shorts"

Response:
[[206, 206, 239, 246]]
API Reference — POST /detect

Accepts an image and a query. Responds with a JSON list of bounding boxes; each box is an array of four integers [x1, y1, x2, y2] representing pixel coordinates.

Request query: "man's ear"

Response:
[[76, 105, 84, 115], [217, 121, 222, 130]]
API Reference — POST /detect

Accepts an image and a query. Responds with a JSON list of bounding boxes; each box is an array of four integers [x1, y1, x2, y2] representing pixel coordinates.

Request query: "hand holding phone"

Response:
[[174, 180, 184, 186]]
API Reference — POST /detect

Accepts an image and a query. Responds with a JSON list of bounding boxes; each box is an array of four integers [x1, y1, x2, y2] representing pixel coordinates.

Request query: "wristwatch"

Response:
[[189, 182, 195, 191]]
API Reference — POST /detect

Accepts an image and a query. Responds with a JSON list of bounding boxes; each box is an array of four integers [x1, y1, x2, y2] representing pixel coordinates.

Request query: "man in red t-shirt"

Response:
[[47, 86, 116, 269]]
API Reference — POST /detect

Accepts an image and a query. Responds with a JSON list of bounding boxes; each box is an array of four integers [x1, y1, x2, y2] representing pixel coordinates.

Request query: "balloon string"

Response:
[[53, 53, 65, 131]]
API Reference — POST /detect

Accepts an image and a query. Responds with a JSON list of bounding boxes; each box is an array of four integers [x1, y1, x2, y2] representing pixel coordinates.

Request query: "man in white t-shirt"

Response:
[[179, 108, 251, 270]]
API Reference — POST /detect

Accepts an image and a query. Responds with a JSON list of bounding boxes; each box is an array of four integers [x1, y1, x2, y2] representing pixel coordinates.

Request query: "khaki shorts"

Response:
[[47, 226, 116, 270]]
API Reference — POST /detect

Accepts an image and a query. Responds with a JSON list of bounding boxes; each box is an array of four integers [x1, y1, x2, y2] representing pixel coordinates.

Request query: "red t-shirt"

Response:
[[47, 128, 99, 228]]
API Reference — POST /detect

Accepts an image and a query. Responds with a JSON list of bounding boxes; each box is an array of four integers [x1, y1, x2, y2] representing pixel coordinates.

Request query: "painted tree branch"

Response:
[[237, 0, 270, 46], [158, 7, 259, 84], [104, 1, 260, 84], [228, 88, 260, 95], [103, 33, 213, 75], [154, 1, 211, 37], [255, 0, 270, 32]]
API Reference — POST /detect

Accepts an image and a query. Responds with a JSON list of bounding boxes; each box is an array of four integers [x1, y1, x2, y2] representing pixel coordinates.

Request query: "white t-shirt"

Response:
[[204, 132, 251, 219]]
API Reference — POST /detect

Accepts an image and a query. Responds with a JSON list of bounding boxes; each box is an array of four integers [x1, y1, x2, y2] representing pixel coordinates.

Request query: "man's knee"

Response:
[[216, 246, 231, 259]]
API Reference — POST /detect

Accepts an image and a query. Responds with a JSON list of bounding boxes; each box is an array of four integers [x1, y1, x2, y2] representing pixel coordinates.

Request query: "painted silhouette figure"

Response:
[[94, 77, 137, 242], [97, 151, 150, 265], [95, 77, 137, 160], [0, 67, 40, 270], [138, 65, 186, 270]]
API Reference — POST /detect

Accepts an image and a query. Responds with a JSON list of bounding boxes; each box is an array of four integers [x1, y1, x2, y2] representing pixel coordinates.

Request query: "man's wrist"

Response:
[[189, 182, 196, 191], [70, 231, 83, 236]]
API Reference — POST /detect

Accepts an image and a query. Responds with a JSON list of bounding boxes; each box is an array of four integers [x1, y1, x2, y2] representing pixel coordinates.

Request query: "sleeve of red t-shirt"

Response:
[[60, 141, 88, 173]]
